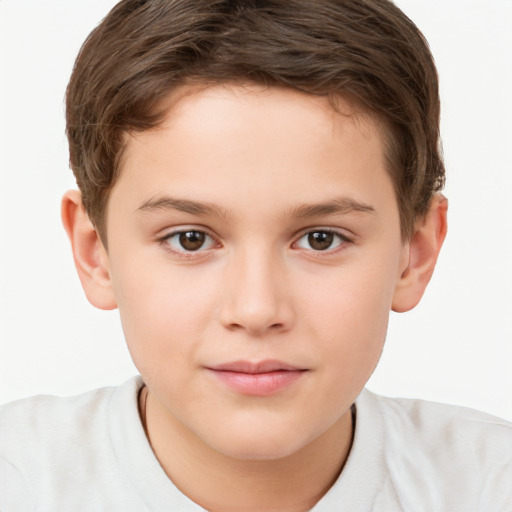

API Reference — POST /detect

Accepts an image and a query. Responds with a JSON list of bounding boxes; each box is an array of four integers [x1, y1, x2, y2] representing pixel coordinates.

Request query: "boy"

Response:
[[1, 0, 511, 510]]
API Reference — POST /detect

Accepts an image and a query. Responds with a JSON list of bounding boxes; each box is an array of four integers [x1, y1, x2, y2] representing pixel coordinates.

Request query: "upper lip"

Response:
[[207, 360, 305, 374]]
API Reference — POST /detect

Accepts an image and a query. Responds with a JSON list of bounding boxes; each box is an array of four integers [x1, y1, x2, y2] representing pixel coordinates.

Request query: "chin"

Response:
[[218, 440, 303, 461], [203, 423, 315, 461]]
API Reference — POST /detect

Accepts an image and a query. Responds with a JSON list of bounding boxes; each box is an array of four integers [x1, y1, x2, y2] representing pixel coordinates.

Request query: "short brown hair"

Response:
[[66, 0, 445, 241]]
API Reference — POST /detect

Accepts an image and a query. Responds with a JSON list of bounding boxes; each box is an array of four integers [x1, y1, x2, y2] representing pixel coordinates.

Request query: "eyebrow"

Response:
[[291, 197, 376, 218], [136, 196, 229, 218], [136, 195, 375, 219]]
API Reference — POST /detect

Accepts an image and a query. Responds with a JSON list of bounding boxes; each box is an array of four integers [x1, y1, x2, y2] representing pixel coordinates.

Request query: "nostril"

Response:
[[225, 321, 285, 335]]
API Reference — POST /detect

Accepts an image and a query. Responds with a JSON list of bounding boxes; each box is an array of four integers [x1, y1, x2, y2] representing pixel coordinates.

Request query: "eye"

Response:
[[163, 230, 217, 253], [294, 230, 350, 252]]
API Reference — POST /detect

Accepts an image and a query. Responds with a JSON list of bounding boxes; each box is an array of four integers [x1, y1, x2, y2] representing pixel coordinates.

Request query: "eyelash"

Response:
[[293, 229, 352, 253], [158, 227, 353, 258], [159, 229, 219, 258]]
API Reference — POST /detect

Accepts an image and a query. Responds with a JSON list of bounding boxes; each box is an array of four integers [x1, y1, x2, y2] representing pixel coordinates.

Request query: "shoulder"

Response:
[[356, 390, 512, 510], [0, 382, 123, 453], [362, 390, 512, 458], [0, 377, 144, 511], [1, 383, 116, 425]]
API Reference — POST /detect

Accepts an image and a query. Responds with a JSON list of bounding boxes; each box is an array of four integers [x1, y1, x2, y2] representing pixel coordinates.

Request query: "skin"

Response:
[[62, 84, 447, 511]]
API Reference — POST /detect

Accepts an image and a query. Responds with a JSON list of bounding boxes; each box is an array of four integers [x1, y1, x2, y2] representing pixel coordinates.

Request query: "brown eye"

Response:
[[307, 231, 334, 251], [163, 230, 216, 254], [179, 231, 206, 251], [295, 230, 349, 252]]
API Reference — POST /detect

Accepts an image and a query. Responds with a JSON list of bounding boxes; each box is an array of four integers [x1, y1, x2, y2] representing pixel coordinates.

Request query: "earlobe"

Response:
[[392, 194, 448, 313], [61, 190, 117, 311]]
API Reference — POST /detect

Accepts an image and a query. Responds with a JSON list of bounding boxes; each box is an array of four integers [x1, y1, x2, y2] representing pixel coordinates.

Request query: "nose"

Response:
[[219, 247, 295, 336]]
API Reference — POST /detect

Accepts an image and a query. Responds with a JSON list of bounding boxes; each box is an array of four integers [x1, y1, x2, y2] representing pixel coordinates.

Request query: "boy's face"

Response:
[[103, 85, 409, 459]]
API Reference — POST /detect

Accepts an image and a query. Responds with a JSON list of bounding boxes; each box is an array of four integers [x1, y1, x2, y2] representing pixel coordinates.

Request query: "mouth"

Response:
[[205, 360, 308, 396]]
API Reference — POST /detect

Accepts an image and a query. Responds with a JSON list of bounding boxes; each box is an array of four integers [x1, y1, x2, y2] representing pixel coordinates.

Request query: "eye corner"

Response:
[[292, 228, 354, 253], [158, 227, 221, 258]]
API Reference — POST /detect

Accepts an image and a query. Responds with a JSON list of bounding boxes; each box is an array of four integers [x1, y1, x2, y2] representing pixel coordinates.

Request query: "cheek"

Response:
[[304, 255, 395, 331], [110, 258, 220, 371], [301, 255, 398, 378], [308, 285, 389, 367]]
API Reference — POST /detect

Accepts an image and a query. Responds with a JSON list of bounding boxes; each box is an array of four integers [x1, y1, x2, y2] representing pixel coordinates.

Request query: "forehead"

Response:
[[147, 83, 383, 149], [110, 84, 395, 223]]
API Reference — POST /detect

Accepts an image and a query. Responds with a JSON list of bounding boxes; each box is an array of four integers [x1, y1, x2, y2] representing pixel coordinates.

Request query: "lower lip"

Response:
[[208, 369, 306, 396]]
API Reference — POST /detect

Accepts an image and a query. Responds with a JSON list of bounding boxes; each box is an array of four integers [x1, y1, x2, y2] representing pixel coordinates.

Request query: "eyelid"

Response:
[[158, 224, 217, 240], [292, 227, 354, 252], [156, 225, 354, 257], [158, 226, 221, 256]]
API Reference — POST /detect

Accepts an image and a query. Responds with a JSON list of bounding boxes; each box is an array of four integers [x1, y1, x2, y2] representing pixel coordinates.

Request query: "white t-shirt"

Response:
[[1, 377, 511, 511]]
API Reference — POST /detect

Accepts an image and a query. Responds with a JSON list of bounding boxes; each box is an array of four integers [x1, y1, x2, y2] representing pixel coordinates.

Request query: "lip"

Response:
[[206, 360, 307, 396]]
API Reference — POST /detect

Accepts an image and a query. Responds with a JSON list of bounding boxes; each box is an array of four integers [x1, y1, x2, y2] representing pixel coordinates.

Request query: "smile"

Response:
[[206, 360, 308, 396]]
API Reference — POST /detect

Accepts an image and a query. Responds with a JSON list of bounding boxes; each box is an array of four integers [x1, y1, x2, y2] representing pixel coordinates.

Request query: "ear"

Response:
[[392, 194, 448, 313], [61, 190, 117, 310]]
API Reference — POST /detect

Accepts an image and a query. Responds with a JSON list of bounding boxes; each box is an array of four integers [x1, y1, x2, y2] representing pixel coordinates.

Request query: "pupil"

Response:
[[308, 231, 333, 250], [179, 231, 205, 251]]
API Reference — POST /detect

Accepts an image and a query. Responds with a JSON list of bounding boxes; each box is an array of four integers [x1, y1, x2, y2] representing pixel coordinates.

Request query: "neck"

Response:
[[141, 387, 354, 512]]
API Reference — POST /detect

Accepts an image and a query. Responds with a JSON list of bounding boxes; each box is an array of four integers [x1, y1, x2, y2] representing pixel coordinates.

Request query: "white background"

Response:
[[0, 0, 511, 420]]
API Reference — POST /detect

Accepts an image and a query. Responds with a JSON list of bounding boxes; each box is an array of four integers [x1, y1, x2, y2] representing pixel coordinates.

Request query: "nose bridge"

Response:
[[221, 242, 293, 334]]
